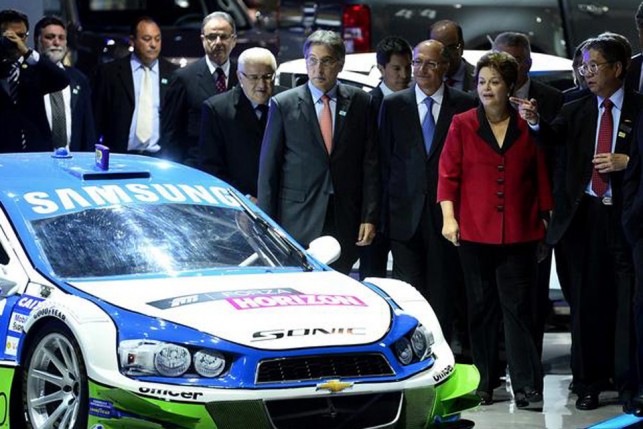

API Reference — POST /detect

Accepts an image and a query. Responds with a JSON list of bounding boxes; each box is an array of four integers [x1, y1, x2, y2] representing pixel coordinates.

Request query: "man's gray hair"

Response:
[[238, 47, 277, 71], [303, 30, 345, 62], [202, 11, 236, 34], [493, 31, 532, 55]]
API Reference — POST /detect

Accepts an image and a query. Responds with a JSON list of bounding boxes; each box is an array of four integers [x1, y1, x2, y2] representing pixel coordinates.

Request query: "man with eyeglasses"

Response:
[[93, 16, 177, 157], [258, 30, 379, 275], [199, 47, 283, 200], [516, 34, 643, 412], [429, 20, 475, 92], [163, 11, 238, 165], [0, 9, 68, 153], [379, 39, 475, 346]]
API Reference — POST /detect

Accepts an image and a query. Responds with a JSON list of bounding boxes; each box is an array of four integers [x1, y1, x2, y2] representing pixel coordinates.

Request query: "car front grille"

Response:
[[256, 353, 394, 384], [265, 391, 403, 429]]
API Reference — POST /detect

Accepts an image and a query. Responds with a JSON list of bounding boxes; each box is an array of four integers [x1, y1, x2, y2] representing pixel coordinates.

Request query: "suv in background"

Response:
[[278, 0, 640, 61], [47, 0, 279, 76]]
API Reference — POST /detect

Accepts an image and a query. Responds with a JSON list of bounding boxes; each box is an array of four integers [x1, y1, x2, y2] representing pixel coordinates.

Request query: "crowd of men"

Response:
[[2, 4, 643, 416]]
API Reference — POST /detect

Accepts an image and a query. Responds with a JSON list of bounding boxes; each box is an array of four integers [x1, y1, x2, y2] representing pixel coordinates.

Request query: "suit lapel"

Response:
[[117, 58, 135, 105], [474, 105, 522, 154], [65, 68, 80, 112], [197, 58, 217, 98], [333, 84, 352, 151], [298, 85, 328, 155], [235, 86, 263, 138], [616, 90, 638, 154]]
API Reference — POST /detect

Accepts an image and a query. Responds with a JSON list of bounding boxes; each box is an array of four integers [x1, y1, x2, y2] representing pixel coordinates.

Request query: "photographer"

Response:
[[0, 9, 68, 152]]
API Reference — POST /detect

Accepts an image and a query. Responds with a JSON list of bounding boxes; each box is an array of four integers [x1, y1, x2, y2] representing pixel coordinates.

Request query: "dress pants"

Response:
[[389, 198, 464, 344], [458, 241, 543, 394], [633, 239, 643, 396], [321, 196, 358, 275], [559, 195, 636, 397]]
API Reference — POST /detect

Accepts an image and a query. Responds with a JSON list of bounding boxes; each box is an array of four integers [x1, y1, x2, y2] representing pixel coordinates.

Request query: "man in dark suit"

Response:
[[162, 12, 239, 165], [379, 39, 475, 343], [258, 30, 379, 274], [199, 47, 279, 199], [519, 35, 643, 411], [359, 36, 412, 280], [623, 108, 643, 417], [93, 16, 177, 157], [0, 9, 69, 153], [429, 20, 475, 92], [493, 31, 565, 359], [626, 2, 643, 92], [35, 16, 95, 152]]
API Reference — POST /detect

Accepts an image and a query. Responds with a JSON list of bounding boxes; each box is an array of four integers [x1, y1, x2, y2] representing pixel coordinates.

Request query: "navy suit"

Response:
[[0, 54, 69, 152]]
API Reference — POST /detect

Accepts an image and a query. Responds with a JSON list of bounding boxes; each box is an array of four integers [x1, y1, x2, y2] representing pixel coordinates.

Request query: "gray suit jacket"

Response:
[[258, 83, 379, 248]]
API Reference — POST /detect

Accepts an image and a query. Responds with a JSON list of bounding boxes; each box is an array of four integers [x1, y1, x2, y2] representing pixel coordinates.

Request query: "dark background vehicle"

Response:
[[277, 0, 640, 61], [44, 0, 279, 76]]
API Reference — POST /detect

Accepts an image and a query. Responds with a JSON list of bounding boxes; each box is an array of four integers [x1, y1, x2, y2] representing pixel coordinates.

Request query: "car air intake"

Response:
[[342, 5, 371, 53], [256, 353, 394, 383]]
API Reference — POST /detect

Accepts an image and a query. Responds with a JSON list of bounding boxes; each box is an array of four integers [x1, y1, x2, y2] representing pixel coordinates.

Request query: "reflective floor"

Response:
[[463, 332, 643, 429]]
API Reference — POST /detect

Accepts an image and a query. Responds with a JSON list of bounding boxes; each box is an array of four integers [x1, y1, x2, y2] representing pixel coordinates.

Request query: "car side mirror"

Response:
[[307, 236, 341, 265], [0, 277, 18, 299]]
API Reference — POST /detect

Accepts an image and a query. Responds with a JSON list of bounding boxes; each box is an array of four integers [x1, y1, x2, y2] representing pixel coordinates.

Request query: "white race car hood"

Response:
[[69, 271, 394, 349]]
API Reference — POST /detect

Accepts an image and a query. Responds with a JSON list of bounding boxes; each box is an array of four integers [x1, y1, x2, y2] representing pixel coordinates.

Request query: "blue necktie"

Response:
[[422, 96, 435, 155]]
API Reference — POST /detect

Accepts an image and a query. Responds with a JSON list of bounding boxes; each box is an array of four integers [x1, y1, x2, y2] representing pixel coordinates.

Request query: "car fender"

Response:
[[21, 294, 119, 383]]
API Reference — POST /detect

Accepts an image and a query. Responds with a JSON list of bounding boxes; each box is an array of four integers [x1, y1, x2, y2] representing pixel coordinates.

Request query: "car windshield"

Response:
[[29, 203, 305, 278]]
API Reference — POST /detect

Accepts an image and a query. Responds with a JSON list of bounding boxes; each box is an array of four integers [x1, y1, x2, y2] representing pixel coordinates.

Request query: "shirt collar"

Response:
[[598, 86, 625, 111], [415, 83, 444, 106], [131, 54, 158, 72], [379, 81, 394, 97], [308, 81, 338, 103], [205, 56, 230, 77]]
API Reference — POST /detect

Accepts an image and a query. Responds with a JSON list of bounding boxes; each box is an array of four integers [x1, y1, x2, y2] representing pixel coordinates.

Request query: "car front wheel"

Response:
[[22, 322, 88, 429]]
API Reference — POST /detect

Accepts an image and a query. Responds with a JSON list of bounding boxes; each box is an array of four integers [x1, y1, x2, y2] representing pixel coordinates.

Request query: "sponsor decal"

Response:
[[0, 299, 5, 317], [138, 387, 203, 401], [252, 327, 366, 342], [8, 312, 27, 333], [148, 288, 300, 310], [316, 380, 354, 393], [228, 294, 367, 310], [15, 296, 44, 313], [23, 184, 240, 216], [433, 364, 454, 383], [31, 306, 67, 322], [89, 398, 114, 418], [4, 336, 19, 356]]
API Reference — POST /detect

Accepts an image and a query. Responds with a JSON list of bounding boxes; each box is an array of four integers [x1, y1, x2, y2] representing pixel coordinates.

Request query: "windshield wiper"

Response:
[[227, 189, 313, 271]]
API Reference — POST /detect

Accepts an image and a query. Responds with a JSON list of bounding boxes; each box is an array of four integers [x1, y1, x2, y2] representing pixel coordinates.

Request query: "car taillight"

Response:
[[342, 5, 371, 53]]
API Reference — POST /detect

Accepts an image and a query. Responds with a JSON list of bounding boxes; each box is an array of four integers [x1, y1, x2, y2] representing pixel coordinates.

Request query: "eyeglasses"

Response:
[[240, 71, 275, 82], [411, 59, 445, 69], [577, 61, 615, 76], [305, 56, 338, 67], [203, 33, 234, 42]]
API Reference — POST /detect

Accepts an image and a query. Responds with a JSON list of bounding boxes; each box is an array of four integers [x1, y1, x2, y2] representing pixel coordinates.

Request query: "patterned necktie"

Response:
[[422, 96, 435, 155], [136, 66, 153, 143], [8, 62, 26, 149], [50, 90, 67, 148], [591, 98, 613, 197], [320, 94, 333, 154], [215, 67, 226, 93], [256, 104, 269, 130]]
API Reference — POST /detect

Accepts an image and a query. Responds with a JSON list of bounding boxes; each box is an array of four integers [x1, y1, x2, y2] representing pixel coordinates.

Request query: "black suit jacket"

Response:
[[93, 55, 178, 154], [461, 59, 476, 93], [0, 55, 69, 153], [625, 54, 642, 92], [623, 109, 643, 245], [369, 84, 385, 112], [64, 66, 96, 151], [162, 57, 238, 164], [198, 85, 270, 196], [257, 83, 379, 248], [380, 85, 476, 240], [542, 88, 643, 245]]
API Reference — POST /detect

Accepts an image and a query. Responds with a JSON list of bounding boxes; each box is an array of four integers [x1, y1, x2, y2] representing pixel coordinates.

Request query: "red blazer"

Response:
[[437, 106, 553, 245]]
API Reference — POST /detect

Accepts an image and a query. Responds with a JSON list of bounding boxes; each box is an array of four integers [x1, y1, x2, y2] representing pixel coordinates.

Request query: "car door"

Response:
[[561, 0, 640, 54]]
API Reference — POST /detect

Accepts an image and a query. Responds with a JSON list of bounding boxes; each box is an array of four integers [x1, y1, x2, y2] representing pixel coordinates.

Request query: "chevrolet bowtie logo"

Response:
[[316, 380, 354, 393]]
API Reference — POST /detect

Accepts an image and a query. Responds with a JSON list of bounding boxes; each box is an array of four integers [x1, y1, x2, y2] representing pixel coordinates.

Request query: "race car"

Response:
[[0, 150, 479, 429]]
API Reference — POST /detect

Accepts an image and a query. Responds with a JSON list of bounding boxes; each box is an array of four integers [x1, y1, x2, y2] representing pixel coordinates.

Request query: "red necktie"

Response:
[[320, 94, 333, 154], [215, 67, 226, 93], [591, 99, 613, 197]]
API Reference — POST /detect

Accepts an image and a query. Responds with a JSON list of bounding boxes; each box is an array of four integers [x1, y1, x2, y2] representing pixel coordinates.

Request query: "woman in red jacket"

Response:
[[438, 51, 552, 408]]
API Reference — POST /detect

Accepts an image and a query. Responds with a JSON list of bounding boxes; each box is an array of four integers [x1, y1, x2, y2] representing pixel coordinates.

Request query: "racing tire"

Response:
[[21, 321, 88, 429]]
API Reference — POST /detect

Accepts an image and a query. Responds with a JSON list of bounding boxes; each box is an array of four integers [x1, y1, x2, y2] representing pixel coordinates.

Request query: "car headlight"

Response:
[[394, 337, 413, 365], [410, 325, 434, 361], [118, 340, 226, 378], [194, 349, 226, 377]]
